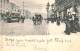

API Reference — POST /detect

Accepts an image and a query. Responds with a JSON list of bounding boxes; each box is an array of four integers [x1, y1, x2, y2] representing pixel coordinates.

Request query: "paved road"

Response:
[[2, 19, 47, 35], [1, 19, 80, 35]]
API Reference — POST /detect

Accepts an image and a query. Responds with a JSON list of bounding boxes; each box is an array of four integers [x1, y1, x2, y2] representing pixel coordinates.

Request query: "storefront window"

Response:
[[1, 0, 2, 3]]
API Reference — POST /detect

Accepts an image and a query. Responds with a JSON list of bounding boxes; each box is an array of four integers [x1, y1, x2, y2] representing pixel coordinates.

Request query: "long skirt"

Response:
[[57, 20, 60, 26], [70, 20, 76, 33], [65, 21, 71, 34]]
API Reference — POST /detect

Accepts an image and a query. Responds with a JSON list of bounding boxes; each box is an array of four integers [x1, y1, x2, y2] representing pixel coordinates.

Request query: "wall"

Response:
[[77, 5, 80, 27], [0, 0, 1, 13], [0, 0, 9, 14], [20, 9, 31, 19], [5, 0, 9, 12], [9, 2, 20, 13]]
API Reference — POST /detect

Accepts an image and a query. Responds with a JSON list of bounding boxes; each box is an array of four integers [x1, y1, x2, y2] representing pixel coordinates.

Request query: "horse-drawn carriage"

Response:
[[32, 13, 43, 25]]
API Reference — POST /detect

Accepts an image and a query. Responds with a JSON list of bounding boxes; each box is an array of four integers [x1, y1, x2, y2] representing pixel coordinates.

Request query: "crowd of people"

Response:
[[48, 12, 79, 35], [64, 12, 79, 35]]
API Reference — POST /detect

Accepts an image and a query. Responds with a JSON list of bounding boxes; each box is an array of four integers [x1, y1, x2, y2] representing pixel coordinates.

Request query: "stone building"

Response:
[[0, 0, 9, 13], [20, 9, 31, 19], [9, 2, 20, 13], [55, 0, 80, 29], [0, 0, 9, 14], [0, 0, 9, 20], [5, 0, 9, 13]]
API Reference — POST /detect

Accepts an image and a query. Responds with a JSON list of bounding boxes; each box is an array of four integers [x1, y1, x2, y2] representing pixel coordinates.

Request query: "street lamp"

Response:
[[22, 2, 25, 23], [46, 2, 50, 23], [46, 2, 50, 12], [23, 2, 24, 18]]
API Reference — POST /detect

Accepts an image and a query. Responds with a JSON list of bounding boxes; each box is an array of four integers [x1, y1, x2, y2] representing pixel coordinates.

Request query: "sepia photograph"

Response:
[[0, 0, 80, 35], [1, 0, 80, 51]]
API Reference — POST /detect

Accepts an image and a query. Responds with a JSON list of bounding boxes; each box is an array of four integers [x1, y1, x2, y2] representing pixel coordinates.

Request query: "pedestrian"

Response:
[[64, 13, 72, 35], [32, 16, 36, 25], [74, 16, 79, 32], [21, 16, 23, 23], [22, 17, 25, 23], [57, 17, 60, 26], [40, 15, 43, 24], [71, 14, 76, 33]]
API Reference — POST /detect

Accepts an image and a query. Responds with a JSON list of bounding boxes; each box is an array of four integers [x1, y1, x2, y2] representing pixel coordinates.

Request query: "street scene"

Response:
[[0, 0, 80, 35]]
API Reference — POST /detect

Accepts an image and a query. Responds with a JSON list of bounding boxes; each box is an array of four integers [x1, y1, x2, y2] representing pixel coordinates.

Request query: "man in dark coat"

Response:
[[32, 16, 36, 25], [64, 13, 72, 35]]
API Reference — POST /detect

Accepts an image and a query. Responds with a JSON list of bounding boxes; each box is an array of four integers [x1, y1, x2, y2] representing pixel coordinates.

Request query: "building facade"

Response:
[[9, 2, 20, 13], [0, 0, 21, 20], [55, 0, 80, 28], [20, 9, 31, 19], [5, 0, 9, 13], [0, 0, 9, 14], [55, 0, 77, 19], [0, 0, 9, 20]]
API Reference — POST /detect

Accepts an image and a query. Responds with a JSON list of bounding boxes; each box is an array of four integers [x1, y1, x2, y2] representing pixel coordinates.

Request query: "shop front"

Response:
[[0, 14, 1, 21], [77, 5, 80, 30]]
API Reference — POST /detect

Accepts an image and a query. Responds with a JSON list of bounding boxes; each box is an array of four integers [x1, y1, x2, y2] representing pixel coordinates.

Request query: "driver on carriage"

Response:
[[32, 13, 43, 25]]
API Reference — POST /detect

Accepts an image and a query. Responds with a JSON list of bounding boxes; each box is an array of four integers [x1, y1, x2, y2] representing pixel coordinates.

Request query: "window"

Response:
[[4, 0, 5, 4], [1, 0, 2, 3]]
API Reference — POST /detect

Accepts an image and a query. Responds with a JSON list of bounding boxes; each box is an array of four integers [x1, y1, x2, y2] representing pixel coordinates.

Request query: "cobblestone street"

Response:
[[0, 19, 80, 35], [1, 19, 47, 35]]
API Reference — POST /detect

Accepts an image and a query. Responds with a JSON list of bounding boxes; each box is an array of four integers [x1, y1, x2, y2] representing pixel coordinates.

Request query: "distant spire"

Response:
[[47, 0, 49, 4], [47, 1, 50, 6]]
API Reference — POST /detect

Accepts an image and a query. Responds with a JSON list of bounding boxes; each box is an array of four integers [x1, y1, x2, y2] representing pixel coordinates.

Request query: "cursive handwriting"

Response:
[[34, 46, 47, 51]]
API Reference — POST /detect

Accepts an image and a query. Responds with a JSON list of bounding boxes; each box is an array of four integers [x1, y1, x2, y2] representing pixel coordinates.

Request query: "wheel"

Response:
[[7, 18, 12, 23]]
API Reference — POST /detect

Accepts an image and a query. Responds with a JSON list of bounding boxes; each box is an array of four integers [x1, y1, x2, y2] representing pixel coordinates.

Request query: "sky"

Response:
[[10, 0, 55, 17]]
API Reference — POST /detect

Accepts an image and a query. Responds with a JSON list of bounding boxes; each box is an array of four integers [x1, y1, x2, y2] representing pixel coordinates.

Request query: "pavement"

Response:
[[0, 19, 80, 35], [47, 21, 80, 35], [0, 20, 4, 34], [1, 19, 47, 35], [47, 21, 66, 35]]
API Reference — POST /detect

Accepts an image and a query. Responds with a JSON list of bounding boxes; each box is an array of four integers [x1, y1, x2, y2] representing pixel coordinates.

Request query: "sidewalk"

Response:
[[47, 22, 65, 35], [0, 20, 5, 34], [47, 21, 80, 35]]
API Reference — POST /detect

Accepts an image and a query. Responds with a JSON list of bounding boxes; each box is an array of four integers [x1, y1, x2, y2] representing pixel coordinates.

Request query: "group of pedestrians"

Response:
[[53, 12, 79, 35], [64, 12, 79, 35]]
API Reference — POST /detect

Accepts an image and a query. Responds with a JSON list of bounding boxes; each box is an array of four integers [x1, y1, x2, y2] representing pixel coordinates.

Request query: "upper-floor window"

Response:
[[1, 0, 2, 3], [4, 0, 5, 4]]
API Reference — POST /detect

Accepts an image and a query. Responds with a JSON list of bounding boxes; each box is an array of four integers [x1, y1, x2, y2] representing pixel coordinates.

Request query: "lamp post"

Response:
[[46, 2, 50, 23], [51, 4, 54, 22], [22, 2, 25, 23], [23, 2, 24, 18]]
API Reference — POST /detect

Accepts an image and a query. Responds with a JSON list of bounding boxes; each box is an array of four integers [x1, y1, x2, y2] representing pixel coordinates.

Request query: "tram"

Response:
[[6, 11, 20, 23]]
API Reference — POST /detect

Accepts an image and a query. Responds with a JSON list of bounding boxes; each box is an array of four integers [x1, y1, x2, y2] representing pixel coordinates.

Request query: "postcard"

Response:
[[0, 0, 80, 51]]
